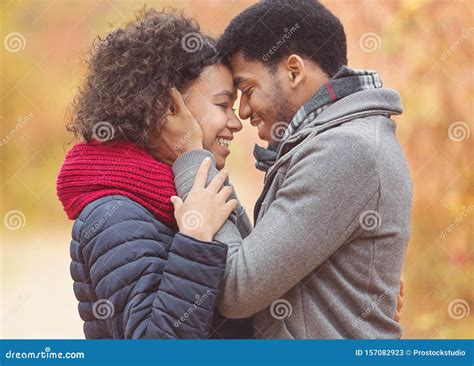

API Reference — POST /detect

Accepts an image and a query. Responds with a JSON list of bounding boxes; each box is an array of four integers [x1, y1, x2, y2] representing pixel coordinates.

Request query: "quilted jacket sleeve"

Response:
[[76, 197, 228, 339]]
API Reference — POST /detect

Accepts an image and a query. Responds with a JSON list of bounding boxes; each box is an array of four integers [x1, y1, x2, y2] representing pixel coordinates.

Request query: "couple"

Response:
[[57, 0, 411, 339]]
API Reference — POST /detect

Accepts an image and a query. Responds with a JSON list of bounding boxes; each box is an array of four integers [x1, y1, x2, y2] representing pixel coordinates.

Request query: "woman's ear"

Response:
[[285, 54, 306, 89]]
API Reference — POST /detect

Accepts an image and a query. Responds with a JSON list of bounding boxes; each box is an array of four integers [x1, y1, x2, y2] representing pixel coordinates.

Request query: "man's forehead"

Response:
[[230, 52, 262, 86]]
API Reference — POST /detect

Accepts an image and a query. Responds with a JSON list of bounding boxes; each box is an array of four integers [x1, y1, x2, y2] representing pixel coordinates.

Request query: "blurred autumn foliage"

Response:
[[1, 0, 472, 339]]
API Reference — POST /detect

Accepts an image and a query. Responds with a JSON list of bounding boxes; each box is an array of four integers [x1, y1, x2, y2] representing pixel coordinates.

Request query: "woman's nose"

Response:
[[227, 109, 243, 132]]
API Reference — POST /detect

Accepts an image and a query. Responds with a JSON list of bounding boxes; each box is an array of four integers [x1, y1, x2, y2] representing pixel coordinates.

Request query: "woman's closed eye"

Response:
[[216, 103, 234, 111]]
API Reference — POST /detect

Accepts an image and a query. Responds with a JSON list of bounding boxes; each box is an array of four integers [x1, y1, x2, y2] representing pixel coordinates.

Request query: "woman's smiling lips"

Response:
[[215, 136, 233, 156]]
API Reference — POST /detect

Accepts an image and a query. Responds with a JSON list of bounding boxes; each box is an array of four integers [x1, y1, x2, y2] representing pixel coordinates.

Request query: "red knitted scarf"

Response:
[[56, 139, 177, 228]]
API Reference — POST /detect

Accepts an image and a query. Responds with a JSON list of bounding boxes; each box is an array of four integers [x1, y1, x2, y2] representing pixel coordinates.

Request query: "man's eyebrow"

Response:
[[233, 77, 247, 88]]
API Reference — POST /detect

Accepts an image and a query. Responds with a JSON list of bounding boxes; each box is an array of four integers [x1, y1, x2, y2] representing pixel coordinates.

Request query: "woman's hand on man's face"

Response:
[[171, 157, 238, 242], [151, 88, 204, 164]]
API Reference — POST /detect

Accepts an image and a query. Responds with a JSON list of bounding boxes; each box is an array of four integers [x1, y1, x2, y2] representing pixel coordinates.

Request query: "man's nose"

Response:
[[238, 94, 252, 120]]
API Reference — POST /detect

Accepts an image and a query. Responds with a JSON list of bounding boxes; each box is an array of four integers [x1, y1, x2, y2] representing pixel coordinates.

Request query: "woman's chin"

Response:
[[207, 146, 228, 170], [215, 156, 225, 170], [209, 152, 225, 170]]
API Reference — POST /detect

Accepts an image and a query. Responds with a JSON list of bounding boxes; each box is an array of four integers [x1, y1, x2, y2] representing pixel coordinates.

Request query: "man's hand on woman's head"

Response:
[[171, 157, 238, 242], [151, 88, 204, 164]]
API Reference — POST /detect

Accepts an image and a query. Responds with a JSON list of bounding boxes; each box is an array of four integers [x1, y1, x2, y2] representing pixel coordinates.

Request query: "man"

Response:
[[169, 0, 412, 338]]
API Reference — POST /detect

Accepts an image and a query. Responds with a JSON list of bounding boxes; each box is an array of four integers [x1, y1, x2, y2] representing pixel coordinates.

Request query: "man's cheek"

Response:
[[261, 122, 273, 143]]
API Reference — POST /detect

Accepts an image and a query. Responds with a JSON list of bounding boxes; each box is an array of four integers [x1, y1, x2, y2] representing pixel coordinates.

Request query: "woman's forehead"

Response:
[[196, 64, 236, 95]]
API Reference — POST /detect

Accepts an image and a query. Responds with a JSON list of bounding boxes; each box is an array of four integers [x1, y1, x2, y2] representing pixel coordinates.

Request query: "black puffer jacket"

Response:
[[70, 195, 230, 338]]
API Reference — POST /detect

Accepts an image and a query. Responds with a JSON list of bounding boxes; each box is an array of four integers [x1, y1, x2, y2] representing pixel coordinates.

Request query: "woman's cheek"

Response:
[[201, 108, 226, 145], [199, 124, 215, 152]]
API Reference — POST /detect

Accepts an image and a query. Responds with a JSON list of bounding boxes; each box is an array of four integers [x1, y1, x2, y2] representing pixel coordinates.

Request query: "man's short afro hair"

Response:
[[217, 0, 347, 77]]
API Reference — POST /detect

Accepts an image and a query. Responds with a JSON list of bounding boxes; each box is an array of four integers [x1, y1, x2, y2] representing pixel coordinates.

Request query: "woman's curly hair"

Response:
[[68, 8, 224, 147]]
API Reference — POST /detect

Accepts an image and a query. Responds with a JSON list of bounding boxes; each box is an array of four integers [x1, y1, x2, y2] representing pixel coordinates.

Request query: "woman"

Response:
[[57, 8, 253, 339]]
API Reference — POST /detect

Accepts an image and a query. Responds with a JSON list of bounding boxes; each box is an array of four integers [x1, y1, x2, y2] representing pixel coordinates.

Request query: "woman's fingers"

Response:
[[191, 158, 212, 190], [207, 169, 228, 193], [224, 199, 239, 215], [170, 196, 183, 211], [216, 185, 234, 202], [169, 87, 186, 115]]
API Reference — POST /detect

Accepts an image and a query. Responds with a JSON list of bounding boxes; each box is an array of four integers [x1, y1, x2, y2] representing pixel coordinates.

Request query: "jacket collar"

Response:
[[254, 86, 403, 173]]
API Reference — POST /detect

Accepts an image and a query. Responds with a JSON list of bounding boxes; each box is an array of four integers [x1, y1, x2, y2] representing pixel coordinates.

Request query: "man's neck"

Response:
[[299, 71, 330, 110]]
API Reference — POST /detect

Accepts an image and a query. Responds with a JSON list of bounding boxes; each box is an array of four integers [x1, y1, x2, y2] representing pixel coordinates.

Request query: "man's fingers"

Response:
[[400, 278, 405, 296], [207, 169, 228, 193], [397, 294, 404, 312], [191, 158, 211, 190], [394, 310, 401, 322]]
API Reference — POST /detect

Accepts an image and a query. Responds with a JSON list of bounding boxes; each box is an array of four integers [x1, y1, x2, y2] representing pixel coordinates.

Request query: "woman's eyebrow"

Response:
[[213, 90, 235, 98]]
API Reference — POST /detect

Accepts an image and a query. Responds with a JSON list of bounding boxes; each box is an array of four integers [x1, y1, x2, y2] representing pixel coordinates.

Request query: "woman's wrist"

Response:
[[180, 229, 212, 242]]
